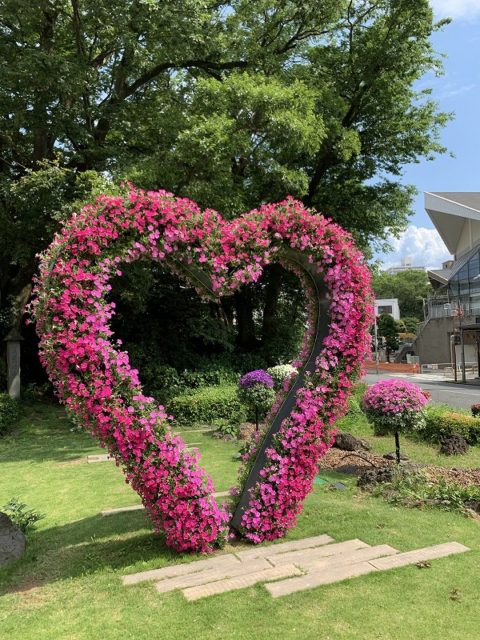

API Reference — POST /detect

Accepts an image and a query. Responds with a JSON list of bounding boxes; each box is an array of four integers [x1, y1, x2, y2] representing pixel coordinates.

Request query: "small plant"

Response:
[[0, 393, 21, 436], [374, 469, 480, 516], [266, 364, 298, 389], [2, 497, 46, 533], [363, 379, 428, 463], [238, 370, 275, 431], [471, 403, 480, 417], [212, 418, 240, 439]]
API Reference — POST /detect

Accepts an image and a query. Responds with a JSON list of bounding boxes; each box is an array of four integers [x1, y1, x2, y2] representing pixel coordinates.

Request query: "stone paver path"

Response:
[[101, 491, 231, 517], [122, 534, 469, 600], [88, 443, 202, 465]]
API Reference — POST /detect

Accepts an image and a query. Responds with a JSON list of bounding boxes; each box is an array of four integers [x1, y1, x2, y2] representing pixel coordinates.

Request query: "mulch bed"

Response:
[[318, 447, 480, 489]]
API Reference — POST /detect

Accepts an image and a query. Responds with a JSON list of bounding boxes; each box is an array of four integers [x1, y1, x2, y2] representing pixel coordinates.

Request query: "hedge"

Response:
[[168, 384, 246, 426], [419, 404, 480, 445]]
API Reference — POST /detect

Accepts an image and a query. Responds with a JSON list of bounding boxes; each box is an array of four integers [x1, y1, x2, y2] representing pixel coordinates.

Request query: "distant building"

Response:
[[386, 256, 426, 274], [375, 298, 400, 320]]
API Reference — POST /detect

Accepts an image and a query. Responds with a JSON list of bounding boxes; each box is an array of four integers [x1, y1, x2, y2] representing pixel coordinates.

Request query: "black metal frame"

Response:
[[175, 248, 330, 532]]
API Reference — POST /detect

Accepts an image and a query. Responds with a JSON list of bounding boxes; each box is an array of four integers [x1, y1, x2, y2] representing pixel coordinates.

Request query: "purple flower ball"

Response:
[[239, 369, 274, 389]]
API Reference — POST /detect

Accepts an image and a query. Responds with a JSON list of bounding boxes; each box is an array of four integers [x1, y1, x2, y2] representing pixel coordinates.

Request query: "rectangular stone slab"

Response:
[[87, 454, 113, 463], [155, 558, 273, 594], [267, 561, 377, 597], [266, 539, 369, 567], [369, 542, 470, 570], [233, 534, 334, 562], [123, 554, 243, 586], [183, 564, 302, 601]]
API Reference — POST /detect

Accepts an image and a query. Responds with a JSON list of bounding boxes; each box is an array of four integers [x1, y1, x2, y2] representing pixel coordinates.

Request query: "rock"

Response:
[[0, 512, 26, 567], [439, 434, 469, 456], [330, 482, 347, 490], [464, 500, 480, 514], [383, 452, 409, 461], [333, 432, 370, 452], [357, 466, 395, 488]]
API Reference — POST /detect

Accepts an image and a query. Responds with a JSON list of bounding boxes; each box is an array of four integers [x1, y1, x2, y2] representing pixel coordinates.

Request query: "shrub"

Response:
[[238, 370, 276, 428], [266, 364, 298, 389], [2, 497, 45, 533], [363, 379, 428, 462], [439, 433, 469, 456], [0, 393, 21, 436], [212, 418, 240, 439], [471, 403, 480, 417], [363, 379, 428, 435], [420, 404, 480, 445], [168, 384, 246, 426]]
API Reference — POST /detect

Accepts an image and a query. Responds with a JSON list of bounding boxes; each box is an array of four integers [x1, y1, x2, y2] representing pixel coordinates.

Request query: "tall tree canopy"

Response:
[[0, 0, 450, 370]]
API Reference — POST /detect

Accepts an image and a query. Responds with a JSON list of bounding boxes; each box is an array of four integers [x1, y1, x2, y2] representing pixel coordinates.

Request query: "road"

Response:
[[362, 372, 480, 410]]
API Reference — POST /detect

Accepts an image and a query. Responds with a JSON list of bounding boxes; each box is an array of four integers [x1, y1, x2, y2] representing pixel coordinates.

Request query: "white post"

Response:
[[4, 329, 23, 399]]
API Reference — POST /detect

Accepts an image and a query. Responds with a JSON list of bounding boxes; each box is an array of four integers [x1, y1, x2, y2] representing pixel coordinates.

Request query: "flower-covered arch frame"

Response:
[[33, 187, 373, 553]]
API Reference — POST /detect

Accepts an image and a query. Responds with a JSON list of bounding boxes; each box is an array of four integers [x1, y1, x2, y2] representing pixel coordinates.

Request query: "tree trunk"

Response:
[[261, 264, 282, 344], [234, 290, 257, 351]]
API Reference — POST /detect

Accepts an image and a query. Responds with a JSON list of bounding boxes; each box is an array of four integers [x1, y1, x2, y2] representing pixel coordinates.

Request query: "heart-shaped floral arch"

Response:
[[32, 187, 373, 553]]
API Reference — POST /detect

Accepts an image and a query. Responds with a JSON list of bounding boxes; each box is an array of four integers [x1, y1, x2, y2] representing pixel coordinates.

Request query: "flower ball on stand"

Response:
[[362, 379, 429, 463], [238, 370, 276, 432]]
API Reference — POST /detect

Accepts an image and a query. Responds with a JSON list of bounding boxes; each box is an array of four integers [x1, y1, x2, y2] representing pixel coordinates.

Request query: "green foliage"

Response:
[[375, 469, 480, 516], [1, 497, 45, 533], [372, 270, 434, 319], [419, 405, 480, 445], [401, 316, 420, 334], [0, 393, 20, 435], [212, 419, 240, 440], [168, 384, 246, 426], [369, 409, 426, 437], [0, 0, 452, 382], [237, 384, 276, 422]]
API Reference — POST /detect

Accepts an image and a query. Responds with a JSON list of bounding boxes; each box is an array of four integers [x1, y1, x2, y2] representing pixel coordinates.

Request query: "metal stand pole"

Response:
[[394, 432, 401, 465], [374, 316, 379, 375]]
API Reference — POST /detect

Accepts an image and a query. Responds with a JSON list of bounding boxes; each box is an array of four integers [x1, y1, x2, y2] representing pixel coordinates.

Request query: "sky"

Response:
[[376, 0, 480, 269]]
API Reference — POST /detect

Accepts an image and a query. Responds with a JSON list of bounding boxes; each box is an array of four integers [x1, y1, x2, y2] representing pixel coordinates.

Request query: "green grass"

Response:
[[0, 402, 479, 640], [339, 411, 480, 469]]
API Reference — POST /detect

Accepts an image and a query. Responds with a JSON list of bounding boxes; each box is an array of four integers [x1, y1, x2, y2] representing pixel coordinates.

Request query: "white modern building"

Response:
[[374, 298, 401, 320], [413, 192, 480, 377]]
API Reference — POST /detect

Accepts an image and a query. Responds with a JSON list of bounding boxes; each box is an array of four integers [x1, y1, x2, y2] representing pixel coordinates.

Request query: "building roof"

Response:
[[427, 268, 452, 286], [424, 192, 480, 254]]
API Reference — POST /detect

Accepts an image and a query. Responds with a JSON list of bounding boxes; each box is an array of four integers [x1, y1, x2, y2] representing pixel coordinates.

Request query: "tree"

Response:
[[372, 270, 433, 320], [0, 1, 450, 361], [401, 316, 420, 334], [377, 313, 399, 362]]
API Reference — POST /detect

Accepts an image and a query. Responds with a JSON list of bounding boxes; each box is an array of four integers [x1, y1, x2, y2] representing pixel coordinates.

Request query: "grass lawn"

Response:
[[0, 402, 479, 640]]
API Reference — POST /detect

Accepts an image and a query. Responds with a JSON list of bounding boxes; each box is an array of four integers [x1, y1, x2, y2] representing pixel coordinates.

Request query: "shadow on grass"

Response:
[[0, 510, 190, 594]]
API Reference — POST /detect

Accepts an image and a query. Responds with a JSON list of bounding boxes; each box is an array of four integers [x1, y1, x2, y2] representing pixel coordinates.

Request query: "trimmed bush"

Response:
[[266, 364, 298, 389], [0, 393, 20, 436], [168, 384, 246, 426], [420, 404, 480, 445]]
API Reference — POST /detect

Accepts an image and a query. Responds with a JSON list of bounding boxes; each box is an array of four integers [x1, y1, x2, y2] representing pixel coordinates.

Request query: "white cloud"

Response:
[[431, 0, 480, 19], [379, 225, 453, 270]]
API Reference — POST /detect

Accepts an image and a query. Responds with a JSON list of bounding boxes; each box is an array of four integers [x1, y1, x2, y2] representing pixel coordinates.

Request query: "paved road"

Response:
[[362, 372, 480, 410]]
